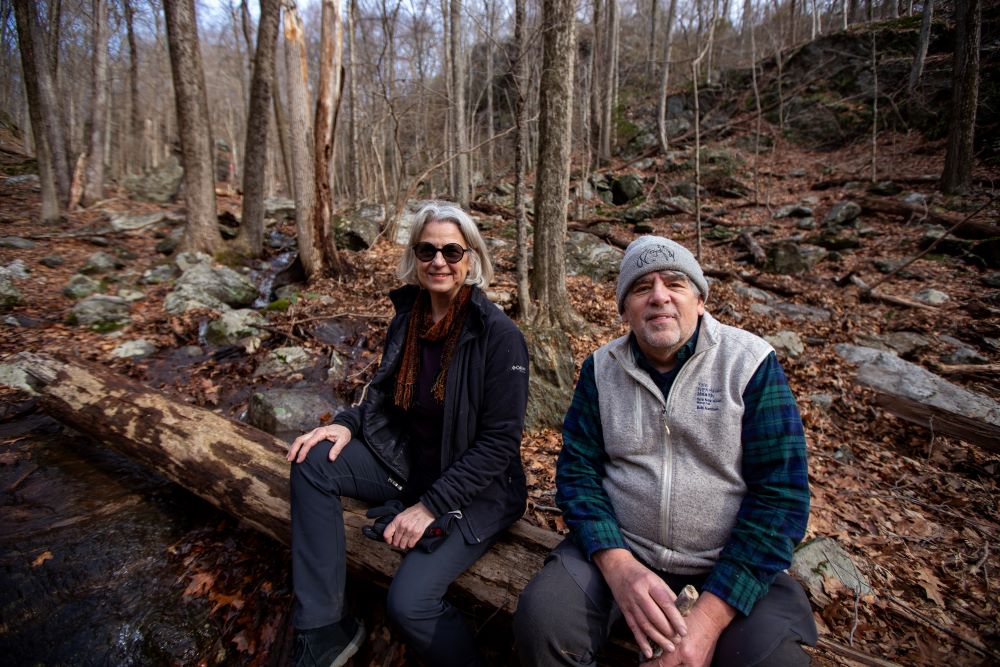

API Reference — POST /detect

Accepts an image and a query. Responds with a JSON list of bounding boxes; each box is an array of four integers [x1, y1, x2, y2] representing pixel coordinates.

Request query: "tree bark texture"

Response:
[[283, 6, 321, 279], [450, 0, 469, 206], [313, 0, 345, 276], [513, 0, 532, 321], [12, 0, 71, 206], [940, 0, 980, 194], [531, 0, 579, 329], [656, 0, 679, 153], [348, 0, 361, 204], [6, 352, 561, 615], [124, 0, 142, 174], [599, 0, 618, 161], [238, 0, 281, 258], [164, 0, 221, 254], [82, 0, 109, 207], [908, 0, 934, 93]]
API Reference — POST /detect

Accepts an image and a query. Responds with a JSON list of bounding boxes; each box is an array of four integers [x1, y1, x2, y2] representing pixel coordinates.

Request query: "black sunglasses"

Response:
[[412, 242, 470, 264]]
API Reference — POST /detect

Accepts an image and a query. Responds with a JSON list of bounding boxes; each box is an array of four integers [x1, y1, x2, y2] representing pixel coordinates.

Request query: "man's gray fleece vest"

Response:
[[593, 312, 773, 575]]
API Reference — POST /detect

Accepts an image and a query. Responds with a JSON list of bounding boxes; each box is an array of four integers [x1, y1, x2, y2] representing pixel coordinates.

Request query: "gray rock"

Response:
[[140, 264, 179, 285], [4, 175, 40, 186], [670, 182, 704, 201], [3, 260, 29, 279], [731, 284, 776, 303], [764, 331, 805, 358], [809, 393, 834, 411], [84, 236, 111, 246], [939, 335, 988, 365], [117, 288, 146, 302], [867, 181, 901, 196], [247, 389, 343, 438], [611, 174, 644, 205], [175, 251, 213, 271], [69, 295, 131, 327], [855, 331, 932, 357], [773, 205, 813, 219], [902, 192, 928, 206], [254, 346, 318, 378], [791, 537, 873, 606], [0, 236, 36, 249], [62, 274, 101, 299], [327, 350, 347, 382], [163, 284, 232, 314], [180, 345, 204, 357], [822, 201, 862, 226], [632, 158, 655, 171], [795, 217, 817, 230], [264, 197, 297, 220], [919, 225, 973, 256], [0, 271, 21, 311], [564, 232, 624, 282], [913, 289, 949, 306], [334, 211, 380, 251], [81, 251, 123, 275], [0, 363, 37, 394], [524, 326, 575, 431], [155, 229, 182, 255], [172, 263, 258, 310], [811, 227, 861, 251], [40, 255, 65, 268], [112, 339, 157, 358], [108, 211, 169, 231], [765, 241, 828, 274], [789, 168, 807, 178], [204, 309, 267, 345], [122, 156, 183, 203], [770, 301, 831, 322]]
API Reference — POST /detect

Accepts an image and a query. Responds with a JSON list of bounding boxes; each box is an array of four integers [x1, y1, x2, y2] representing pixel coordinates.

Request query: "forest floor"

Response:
[[1, 126, 999, 666]]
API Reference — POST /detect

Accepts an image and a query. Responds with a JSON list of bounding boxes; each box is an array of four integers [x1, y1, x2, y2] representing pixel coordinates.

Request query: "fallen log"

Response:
[[857, 195, 1000, 241], [2, 352, 558, 615], [834, 345, 1000, 453]]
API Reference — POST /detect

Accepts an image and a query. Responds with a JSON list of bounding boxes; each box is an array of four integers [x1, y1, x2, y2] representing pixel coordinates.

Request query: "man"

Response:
[[514, 236, 816, 666]]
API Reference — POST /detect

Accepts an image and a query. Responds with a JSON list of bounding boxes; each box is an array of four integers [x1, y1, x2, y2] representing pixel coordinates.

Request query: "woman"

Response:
[[286, 202, 530, 667]]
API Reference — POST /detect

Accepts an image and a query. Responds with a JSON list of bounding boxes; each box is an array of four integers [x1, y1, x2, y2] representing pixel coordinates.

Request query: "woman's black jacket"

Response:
[[333, 284, 530, 543]]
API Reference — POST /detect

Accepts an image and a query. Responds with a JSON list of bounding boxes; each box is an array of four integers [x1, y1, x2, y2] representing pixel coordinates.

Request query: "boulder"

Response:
[[254, 346, 319, 378], [333, 211, 380, 251], [773, 205, 814, 219], [0, 236, 36, 249], [247, 389, 343, 438], [122, 156, 183, 203], [564, 232, 623, 282], [68, 295, 130, 328], [111, 339, 158, 359], [0, 271, 21, 311], [264, 197, 296, 220], [163, 284, 232, 314], [204, 309, 267, 345], [62, 274, 101, 299], [611, 174, 644, 205], [765, 241, 828, 274], [822, 201, 862, 226], [172, 263, 258, 309], [39, 255, 66, 268], [80, 251, 123, 275], [791, 537, 873, 607], [107, 211, 170, 231], [912, 289, 949, 306], [139, 264, 179, 285], [854, 331, 932, 358], [764, 331, 805, 359]]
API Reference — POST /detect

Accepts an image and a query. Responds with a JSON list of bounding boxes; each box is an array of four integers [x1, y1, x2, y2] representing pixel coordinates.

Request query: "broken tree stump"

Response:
[[2, 352, 559, 615], [835, 345, 1000, 453]]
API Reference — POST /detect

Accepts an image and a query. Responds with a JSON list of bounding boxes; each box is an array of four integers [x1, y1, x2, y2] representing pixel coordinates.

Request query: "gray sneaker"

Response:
[[291, 617, 365, 667]]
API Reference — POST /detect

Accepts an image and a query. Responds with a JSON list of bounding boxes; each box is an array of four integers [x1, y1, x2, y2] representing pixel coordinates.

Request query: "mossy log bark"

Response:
[[5, 352, 559, 615]]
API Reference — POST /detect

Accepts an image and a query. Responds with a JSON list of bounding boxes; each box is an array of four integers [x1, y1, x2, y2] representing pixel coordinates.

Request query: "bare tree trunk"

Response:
[[11, 0, 60, 222], [237, 0, 280, 258], [450, 0, 469, 206], [590, 0, 602, 166], [749, 0, 762, 204], [656, 0, 679, 153], [313, 0, 345, 275], [284, 5, 321, 278], [908, 0, 934, 93], [599, 0, 618, 161], [348, 0, 361, 204], [272, 46, 294, 199], [790, 0, 797, 43], [647, 0, 658, 77], [513, 0, 532, 321], [531, 0, 580, 329], [870, 30, 878, 182], [124, 0, 142, 174], [12, 0, 70, 205], [941, 0, 981, 194], [82, 0, 109, 207], [484, 0, 496, 187], [164, 0, 221, 254]]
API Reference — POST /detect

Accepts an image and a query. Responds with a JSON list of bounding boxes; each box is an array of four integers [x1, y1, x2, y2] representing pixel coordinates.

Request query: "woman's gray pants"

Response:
[[291, 439, 495, 667]]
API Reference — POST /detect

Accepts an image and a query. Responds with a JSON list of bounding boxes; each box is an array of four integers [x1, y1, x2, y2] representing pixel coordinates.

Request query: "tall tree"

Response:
[[941, 0, 981, 194], [656, 0, 679, 153], [513, 0, 531, 321], [164, 0, 221, 253], [599, 0, 618, 161], [82, 0, 109, 206], [450, 0, 469, 206], [237, 0, 281, 257], [908, 0, 934, 93], [11, 0, 60, 222], [313, 0, 345, 274], [347, 0, 361, 203], [531, 0, 579, 328], [123, 0, 142, 174]]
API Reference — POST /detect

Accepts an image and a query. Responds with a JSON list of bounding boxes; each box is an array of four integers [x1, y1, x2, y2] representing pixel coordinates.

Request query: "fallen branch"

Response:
[[887, 594, 1000, 662], [739, 229, 767, 266], [857, 195, 999, 241], [814, 637, 904, 667]]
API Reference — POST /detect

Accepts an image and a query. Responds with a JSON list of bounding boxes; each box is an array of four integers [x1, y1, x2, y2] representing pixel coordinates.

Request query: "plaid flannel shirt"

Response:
[[556, 324, 810, 615]]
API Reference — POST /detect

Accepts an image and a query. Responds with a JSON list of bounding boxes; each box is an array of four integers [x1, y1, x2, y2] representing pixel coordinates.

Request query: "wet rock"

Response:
[[69, 295, 131, 328], [204, 309, 267, 345], [266, 229, 296, 250], [773, 205, 814, 219], [0, 271, 21, 311], [112, 339, 157, 358], [822, 201, 862, 226], [765, 241, 828, 274], [0, 236, 36, 249], [172, 263, 257, 310], [122, 156, 183, 203], [764, 331, 805, 359], [254, 346, 318, 378], [39, 255, 65, 268], [913, 288, 949, 306], [107, 211, 170, 231], [248, 389, 342, 437], [139, 264, 179, 285], [790, 537, 874, 606], [62, 274, 101, 299], [264, 197, 296, 220], [564, 232, 623, 282], [81, 251, 123, 275], [611, 174, 644, 205]]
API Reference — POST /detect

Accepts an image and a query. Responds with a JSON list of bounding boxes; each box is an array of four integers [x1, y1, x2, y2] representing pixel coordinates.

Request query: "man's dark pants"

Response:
[[291, 439, 495, 667], [514, 539, 817, 666]]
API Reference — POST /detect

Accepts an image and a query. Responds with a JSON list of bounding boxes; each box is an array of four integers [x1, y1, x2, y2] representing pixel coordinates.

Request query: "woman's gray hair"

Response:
[[396, 201, 494, 288]]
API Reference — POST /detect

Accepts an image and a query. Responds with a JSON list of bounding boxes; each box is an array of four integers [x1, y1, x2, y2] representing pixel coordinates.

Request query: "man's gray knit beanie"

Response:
[[616, 236, 708, 312]]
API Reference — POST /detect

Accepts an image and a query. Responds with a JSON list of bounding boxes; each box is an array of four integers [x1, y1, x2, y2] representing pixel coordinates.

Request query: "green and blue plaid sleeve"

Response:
[[555, 355, 631, 559], [702, 351, 811, 615]]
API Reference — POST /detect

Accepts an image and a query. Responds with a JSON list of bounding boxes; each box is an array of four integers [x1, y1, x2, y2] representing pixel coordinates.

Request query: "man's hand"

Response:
[[383, 502, 435, 550], [287, 424, 352, 463], [639, 593, 737, 667], [593, 549, 688, 660]]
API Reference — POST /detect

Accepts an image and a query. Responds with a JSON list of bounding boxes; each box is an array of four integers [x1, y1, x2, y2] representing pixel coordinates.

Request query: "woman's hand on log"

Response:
[[287, 424, 353, 463], [383, 502, 435, 550]]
